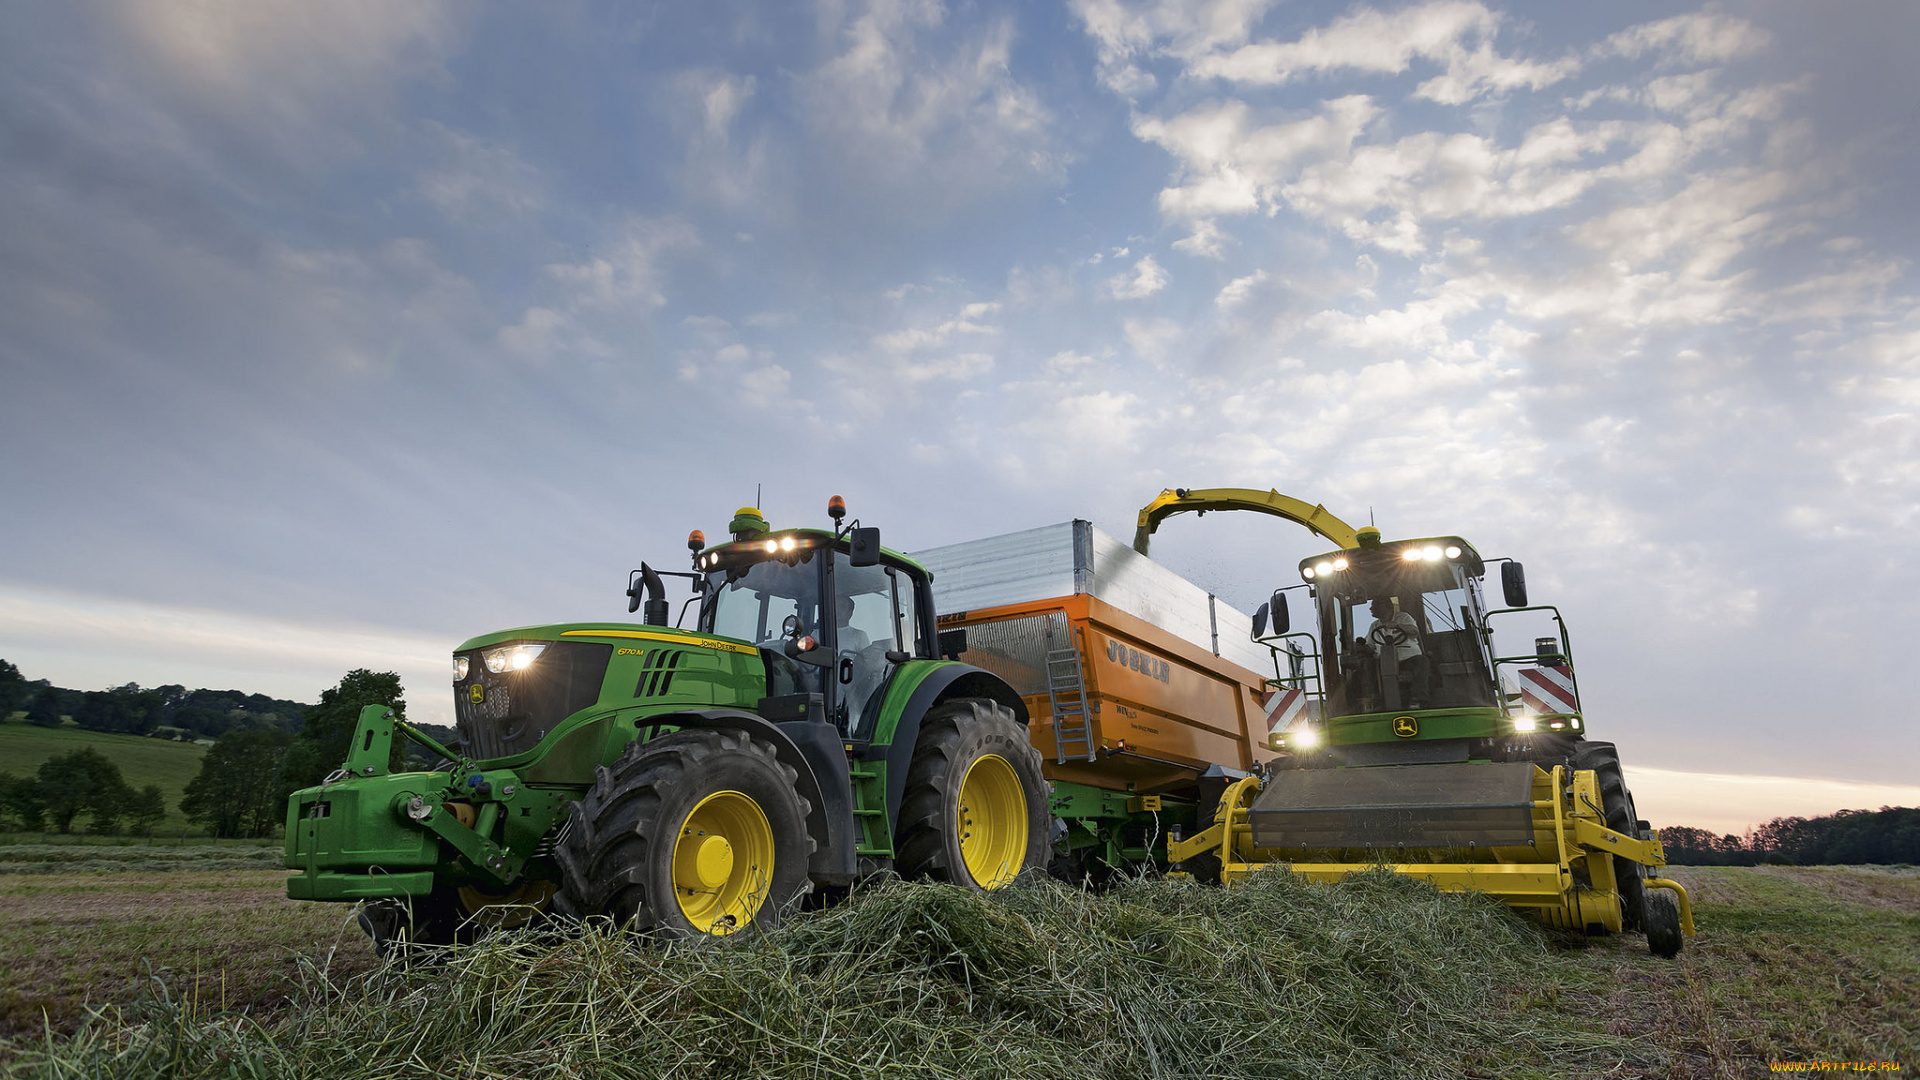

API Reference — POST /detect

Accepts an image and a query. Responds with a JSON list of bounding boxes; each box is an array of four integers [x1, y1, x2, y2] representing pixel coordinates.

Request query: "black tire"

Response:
[[1644, 888, 1683, 958], [1574, 740, 1647, 931], [357, 888, 469, 959], [553, 728, 814, 936], [897, 698, 1050, 889]]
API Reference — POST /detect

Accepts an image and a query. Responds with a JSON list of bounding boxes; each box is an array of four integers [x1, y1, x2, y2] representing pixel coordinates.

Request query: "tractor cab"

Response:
[[691, 504, 936, 738], [1300, 535, 1499, 718]]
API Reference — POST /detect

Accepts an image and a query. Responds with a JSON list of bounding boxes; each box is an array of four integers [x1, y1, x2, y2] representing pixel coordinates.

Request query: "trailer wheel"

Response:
[[1574, 740, 1647, 931], [1644, 888, 1683, 958], [553, 728, 813, 936], [897, 698, 1049, 889]]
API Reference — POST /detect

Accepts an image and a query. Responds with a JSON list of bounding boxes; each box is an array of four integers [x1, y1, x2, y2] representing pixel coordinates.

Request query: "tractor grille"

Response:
[[454, 641, 612, 761]]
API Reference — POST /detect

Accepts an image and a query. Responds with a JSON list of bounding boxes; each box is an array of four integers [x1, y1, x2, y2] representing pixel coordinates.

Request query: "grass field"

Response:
[[0, 862, 1912, 1078], [0, 721, 208, 834]]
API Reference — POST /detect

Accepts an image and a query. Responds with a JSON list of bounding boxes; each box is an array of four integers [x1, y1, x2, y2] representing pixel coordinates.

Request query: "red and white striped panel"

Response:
[[1519, 664, 1579, 715], [1261, 686, 1306, 732]]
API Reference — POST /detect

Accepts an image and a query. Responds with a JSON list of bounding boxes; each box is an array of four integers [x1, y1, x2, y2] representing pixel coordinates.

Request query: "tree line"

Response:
[[0, 658, 311, 739], [1661, 807, 1920, 866], [0, 664, 458, 839]]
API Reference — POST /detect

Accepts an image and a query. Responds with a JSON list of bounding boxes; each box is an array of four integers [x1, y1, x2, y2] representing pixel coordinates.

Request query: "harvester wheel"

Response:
[[553, 728, 813, 937], [897, 698, 1049, 889], [1644, 888, 1683, 958], [1573, 740, 1647, 931]]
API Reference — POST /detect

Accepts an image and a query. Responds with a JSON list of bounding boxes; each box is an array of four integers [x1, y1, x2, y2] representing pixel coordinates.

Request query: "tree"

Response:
[[26, 687, 63, 728], [0, 771, 43, 831], [35, 748, 132, 833], [279, 669, 406, 797], [0, 660, 26, 719], [128, 784, 168, 836], [182, 729, 292, 838]]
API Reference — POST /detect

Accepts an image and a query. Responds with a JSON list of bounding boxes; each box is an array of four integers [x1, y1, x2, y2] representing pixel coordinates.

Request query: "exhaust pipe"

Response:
[[628, 562, 670, 625]]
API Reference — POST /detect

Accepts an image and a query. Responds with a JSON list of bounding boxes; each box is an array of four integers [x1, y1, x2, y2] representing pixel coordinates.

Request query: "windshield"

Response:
[[707, 552, 824, 645], [1316, 556, 1497, 717]]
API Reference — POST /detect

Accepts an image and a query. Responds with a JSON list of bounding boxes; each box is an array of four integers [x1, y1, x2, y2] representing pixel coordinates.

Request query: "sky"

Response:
[[2, 0, 1916, 835]]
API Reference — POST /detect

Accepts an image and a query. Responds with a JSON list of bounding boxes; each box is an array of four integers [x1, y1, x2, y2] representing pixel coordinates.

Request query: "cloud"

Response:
[[1598, 11, 1770, 66], [1108, 255, 1169, 300], [1186, 1, 1576, 104], [1070, 0, 1278, 97], [415, 124, 542, 221], [800, 0, 1066, 198], [499, 216, 700, 360], [1215, 269, 1266, 308], [112, 0, 457, 160]]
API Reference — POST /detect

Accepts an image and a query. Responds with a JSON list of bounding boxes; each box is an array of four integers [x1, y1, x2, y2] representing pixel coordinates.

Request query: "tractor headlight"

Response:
[[453, 656, 469, 682], [1444, 545, 1462, 559], [483, 643, 547, 673], [1290, 727, 1321, 750], [1512, 715, 1537, 733]]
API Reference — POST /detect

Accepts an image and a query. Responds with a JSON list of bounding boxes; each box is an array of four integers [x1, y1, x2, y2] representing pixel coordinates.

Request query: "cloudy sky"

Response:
[[3, 0, 1916, 833]]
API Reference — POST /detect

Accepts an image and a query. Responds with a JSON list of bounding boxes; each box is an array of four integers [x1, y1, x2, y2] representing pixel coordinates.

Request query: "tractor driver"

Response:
[[1366, 597, 1429, 708], [833, 593, 870, 656]]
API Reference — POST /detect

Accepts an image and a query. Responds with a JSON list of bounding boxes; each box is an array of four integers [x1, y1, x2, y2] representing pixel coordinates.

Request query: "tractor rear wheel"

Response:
[[553, 728, 813, 936], [1644, 888, 1683, 958], [897, 698, 1049, 889], [1574, 740, 1647, 931]]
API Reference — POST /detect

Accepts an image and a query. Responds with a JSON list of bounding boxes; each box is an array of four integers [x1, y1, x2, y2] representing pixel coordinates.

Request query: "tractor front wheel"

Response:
[[553, 728, 813, 936], [1574, 740, 1647, 932], [897, 698, 1049, 889], [1644, 888, 1683, 958], [357, 888, 469, 958]]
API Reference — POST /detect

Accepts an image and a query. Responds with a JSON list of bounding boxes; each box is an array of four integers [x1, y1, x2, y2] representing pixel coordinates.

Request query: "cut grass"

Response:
[[0, 865, 1912, 1079], [0, 722, 209, 834], [3, 870, 1639, 1080], [0, 869, 375, 1044], [1547, 865, 1920, 1078]]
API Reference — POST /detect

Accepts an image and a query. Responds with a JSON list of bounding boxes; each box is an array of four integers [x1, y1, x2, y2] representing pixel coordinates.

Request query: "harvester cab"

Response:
[[286, 496, 1051, 950], [1263, 530, 1583, 763]]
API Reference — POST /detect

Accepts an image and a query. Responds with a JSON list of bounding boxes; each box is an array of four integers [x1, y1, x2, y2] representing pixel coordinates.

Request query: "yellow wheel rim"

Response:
[[958, 754, 1027, 889], [457, 879, 556, 931], [672, 790, 776, 935]]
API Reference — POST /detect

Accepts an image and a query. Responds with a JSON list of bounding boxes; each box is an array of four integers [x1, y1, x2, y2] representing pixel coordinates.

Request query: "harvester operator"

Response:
[[1366, 597, 1429, 708]]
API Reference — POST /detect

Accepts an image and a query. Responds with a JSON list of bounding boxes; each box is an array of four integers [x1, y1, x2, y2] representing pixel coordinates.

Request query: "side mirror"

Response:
[[1252, 603, 1269, 639], [849, 527, 882, 567], [1269, 590, 1290, 635], [1501, 561, 1528, 608]]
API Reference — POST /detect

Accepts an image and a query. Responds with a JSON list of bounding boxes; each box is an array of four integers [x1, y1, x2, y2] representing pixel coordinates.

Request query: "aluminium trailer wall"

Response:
[[913, 521, 1281, 794]]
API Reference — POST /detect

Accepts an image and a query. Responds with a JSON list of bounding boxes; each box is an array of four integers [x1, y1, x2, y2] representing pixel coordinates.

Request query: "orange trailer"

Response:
[[914, 521, 1281, 798]]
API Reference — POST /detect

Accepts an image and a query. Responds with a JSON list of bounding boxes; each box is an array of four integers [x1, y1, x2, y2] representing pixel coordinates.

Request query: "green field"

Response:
[[0, 862, 1911, 1078], [0, 721, 209, 835]]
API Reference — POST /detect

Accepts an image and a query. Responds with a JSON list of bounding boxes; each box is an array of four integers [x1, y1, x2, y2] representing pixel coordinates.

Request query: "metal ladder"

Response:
[[1045, 631, 1093, 763]]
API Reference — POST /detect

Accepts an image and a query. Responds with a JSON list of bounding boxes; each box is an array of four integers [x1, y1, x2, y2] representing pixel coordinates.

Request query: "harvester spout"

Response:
[[1133, 487, 1361, 555]]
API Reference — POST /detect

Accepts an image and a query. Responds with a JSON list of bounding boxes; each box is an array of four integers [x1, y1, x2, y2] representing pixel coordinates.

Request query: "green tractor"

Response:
[[286, 498, 1050, 947]]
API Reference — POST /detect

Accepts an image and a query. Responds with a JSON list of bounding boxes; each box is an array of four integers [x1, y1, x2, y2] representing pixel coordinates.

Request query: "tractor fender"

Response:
[[646, 709, 856, 888], [881, 664, 1029, 833]]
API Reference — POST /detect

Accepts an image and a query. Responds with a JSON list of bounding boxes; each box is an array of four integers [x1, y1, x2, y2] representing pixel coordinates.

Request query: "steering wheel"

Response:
[[1368, 622, 1410, 648]]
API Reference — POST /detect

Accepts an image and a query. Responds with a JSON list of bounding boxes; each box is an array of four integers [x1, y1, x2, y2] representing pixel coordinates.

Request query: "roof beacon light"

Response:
[[688, 530, 706, 553], [828, 495, 847, 522]]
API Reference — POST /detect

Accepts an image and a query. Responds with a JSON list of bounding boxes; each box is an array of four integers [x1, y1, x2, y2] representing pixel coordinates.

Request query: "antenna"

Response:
[[1369, 506, 1375, 526], [756, 482, 762, 509]]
